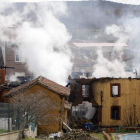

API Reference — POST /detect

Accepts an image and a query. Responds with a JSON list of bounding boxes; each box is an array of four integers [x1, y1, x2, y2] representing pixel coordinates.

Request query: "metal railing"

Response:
[[0, 102, 24, 133]]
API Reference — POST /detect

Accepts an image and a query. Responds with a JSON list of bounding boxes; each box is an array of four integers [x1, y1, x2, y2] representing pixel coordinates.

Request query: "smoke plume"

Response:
[[92, 23, 134, 78], [92, 9, 140, 78], [0, 2, 73, 85]]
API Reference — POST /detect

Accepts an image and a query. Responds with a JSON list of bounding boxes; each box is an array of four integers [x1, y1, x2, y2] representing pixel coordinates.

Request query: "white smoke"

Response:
[[0, 2, 73, 85], [9, 74, 19, 82], [122, 16, 140, 77], [92, 24, 134, 78], [93, 50, 134, 78], [106, 24, 131, 51]]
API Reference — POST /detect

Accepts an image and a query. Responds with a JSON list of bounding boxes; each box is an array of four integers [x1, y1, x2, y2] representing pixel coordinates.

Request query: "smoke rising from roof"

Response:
[[0, 2, 73, 85], [93, 49, 134, 78], [92, 13, 140, 78], [92, 23, 134, 78]]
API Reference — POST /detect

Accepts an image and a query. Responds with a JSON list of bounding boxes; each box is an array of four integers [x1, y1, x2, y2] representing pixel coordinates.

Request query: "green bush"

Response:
[[110, 135, 114, 140], [109, 133, 114, 140]]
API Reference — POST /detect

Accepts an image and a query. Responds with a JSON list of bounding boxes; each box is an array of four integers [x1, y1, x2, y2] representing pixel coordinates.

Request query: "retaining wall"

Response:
[[0, 125, 37, 140]]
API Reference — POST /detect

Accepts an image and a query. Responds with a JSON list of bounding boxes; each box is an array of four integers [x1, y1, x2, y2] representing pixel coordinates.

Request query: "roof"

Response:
[[4, 76, 70, 97], [73, 43, 127, 48], [70, 77, 140, 84]]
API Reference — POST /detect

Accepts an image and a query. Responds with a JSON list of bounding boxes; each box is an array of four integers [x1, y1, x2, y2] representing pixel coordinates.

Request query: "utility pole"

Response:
[[0, 65, 15, 75]]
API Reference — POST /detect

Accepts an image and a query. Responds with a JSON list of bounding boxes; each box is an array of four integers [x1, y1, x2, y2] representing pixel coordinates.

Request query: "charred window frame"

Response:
[[110, 83, 120, 97], [111, 106, 121, 120], [82, 85, 89, 97]]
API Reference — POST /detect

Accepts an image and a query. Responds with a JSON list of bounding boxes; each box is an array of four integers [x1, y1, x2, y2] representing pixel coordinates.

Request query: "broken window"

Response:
[[110, 83, 120, 97], [82, 85, 89, 97], [111, 106, 121, 120]]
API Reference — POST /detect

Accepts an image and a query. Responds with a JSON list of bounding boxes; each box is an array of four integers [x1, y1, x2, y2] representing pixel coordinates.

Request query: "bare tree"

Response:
[[122, 106, 134, 127], [10, 90, 59, 140]]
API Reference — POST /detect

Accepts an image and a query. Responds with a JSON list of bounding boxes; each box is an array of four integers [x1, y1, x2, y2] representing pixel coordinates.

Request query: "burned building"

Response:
[[68, 77, 140, 127], [68, 77, 98, 122]]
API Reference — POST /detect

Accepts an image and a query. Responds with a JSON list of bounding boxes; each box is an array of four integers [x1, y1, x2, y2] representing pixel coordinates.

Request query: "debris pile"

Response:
[[70, 117, 91, 129], [60, 129, 93, 140]]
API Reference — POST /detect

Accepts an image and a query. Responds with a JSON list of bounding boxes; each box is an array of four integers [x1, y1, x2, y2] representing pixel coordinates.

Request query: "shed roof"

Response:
[[4, 76, 70, 97]]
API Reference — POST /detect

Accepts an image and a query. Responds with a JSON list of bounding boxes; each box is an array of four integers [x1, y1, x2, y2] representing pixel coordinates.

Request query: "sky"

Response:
[[0, 0, 140, 5], [107, 0, 140, 5]]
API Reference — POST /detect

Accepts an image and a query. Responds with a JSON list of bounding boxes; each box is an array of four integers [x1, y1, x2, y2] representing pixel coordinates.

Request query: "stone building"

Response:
[[4, 76, 72, 133]]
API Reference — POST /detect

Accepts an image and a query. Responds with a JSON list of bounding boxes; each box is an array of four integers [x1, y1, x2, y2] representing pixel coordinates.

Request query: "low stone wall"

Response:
[[0, 125, 37, 140], [103, 131, 111, 140]]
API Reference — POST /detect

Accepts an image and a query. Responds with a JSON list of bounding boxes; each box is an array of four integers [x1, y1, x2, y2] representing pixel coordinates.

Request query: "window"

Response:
[[110, 83, 120, 97], [15, 54, 22, 62], [111, 106, 121, 120], [15, 72, 25, 77], [82, 85, 85, 96], [82, 85, 89, 97], [80, 69, 86, 73]]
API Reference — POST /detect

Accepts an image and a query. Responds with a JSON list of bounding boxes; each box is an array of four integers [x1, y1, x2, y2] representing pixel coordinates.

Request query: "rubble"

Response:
[[70, 117, 92, 129], [60, 129, 93, 140]]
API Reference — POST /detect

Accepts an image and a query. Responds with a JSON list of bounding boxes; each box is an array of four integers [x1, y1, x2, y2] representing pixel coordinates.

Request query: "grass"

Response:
[[22, 138, 40, 140], [90, 132, 106, 140], [109, 133, 114, 140], [116, 128, 139, 133], [0, 129, 8, 134], [22, 137, 52, 140]]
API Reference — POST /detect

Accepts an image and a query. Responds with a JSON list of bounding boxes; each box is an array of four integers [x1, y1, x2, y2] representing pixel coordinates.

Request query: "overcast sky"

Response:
[[107, 0, 140, 5], [0, 0, 140, 5]]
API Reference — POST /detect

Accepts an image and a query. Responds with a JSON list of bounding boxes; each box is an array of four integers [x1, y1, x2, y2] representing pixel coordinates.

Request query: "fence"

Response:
[[0, 102, 25, 133]]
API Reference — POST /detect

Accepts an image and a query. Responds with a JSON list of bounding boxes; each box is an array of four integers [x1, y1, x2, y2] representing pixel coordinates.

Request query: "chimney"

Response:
[[0, 69, 5, 84]]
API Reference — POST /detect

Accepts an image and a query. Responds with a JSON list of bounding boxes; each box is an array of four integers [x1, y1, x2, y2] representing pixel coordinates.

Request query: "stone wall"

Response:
[[0, 124, 37, 140]]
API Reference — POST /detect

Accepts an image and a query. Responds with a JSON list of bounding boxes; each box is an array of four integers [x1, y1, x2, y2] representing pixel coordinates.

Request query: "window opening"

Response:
[[82, 85, 89, 97], [111, 106, 121, 120], [15, 54, 22, 62], [110, 83, 120, 97], [112, 85, 118, 96]]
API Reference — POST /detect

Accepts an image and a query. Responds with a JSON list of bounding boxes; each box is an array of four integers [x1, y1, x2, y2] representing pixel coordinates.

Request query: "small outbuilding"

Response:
[[4, 76, 72, 133]]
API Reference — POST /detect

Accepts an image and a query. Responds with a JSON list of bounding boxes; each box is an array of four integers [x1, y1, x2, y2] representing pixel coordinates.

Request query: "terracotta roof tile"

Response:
[[4, 76, 70, 97]]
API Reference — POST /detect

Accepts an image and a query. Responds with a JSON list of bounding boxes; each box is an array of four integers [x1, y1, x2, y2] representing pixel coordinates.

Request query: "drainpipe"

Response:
[[101, 91, 103, 125], [133, 104, 136, 125]]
